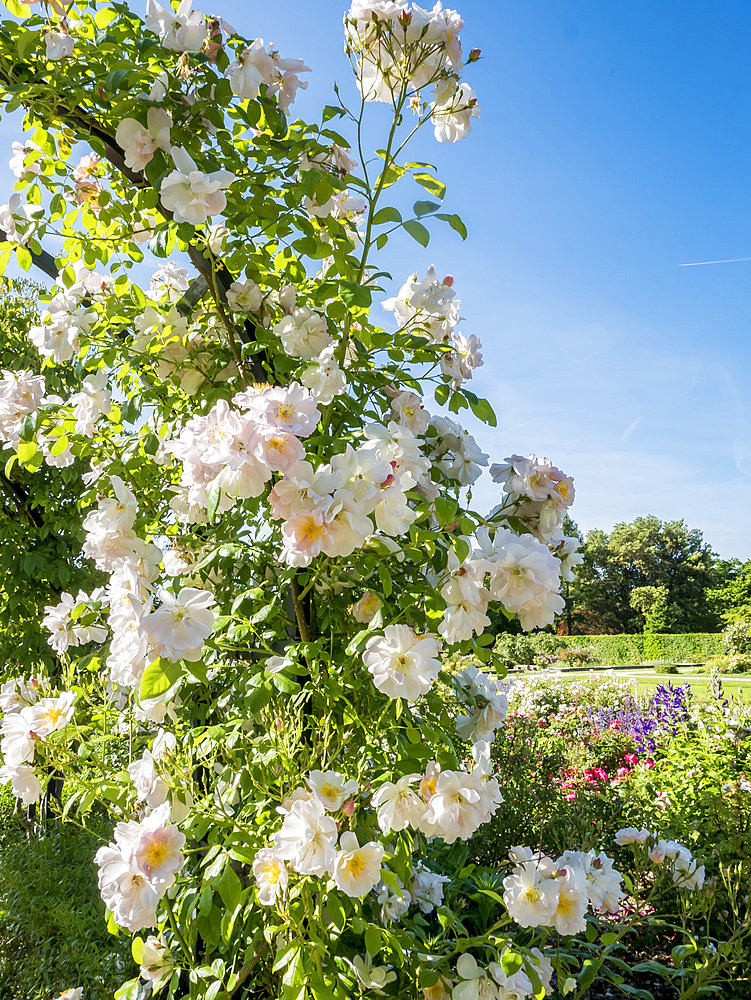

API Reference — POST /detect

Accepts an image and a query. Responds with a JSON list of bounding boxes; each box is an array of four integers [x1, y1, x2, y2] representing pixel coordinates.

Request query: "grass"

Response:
[[532, 666, 751, 703]]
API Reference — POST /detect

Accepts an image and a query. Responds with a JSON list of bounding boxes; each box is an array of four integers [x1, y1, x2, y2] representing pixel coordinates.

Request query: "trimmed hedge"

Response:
[[520, 632, 723, 666]]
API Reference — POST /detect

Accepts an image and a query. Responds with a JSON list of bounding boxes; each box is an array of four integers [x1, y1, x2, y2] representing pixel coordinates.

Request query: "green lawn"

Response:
[[533, 667, 751, 703]]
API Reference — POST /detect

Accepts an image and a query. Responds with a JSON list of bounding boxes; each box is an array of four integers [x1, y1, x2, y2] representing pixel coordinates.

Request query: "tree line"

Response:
[[559, 514, 750, 635]]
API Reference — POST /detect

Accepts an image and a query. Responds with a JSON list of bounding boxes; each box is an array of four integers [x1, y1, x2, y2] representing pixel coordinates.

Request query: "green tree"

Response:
[[707, 558, 751, 624], [569, 516, 717, 633]]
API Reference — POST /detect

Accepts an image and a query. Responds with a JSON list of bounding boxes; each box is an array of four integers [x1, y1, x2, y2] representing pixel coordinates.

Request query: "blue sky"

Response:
[[4, 1, 751, 556]]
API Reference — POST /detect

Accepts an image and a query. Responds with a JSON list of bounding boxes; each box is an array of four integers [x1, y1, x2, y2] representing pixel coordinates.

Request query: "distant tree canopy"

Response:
[[0, 281, 98, 671], [566, 515, 718, 634], [707, 558, 751, 625]]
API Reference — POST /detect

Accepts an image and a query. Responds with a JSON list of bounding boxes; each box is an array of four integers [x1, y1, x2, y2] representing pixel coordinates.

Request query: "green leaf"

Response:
[[412, 172, 446, 199], [186, 659, 209, 684], [216, 862, 242, 912], [403, 220, 430, 247], [114, 980, 139, 1000], [452, 536, 470, 563], [106, 68, 132, 92], [95, 6, 119, 27], [345, 629, 373, 656], [326, 893, 346, 932], [577, 959, 599, 991], [4, 0, 32, 16], [273, 943, 299, 973], [631, 961, 670, 976], [247, 684, 272, 714], [477, 888, 505, 905], [435, 496, 458, 527], [379, 870, 405, 896], [436, 213, 468, 239], [50, 434, 69, 457], [413, 200, 440, 217], [19, 412, 36, 442], [500, 952, 523, 977], [364, 925, 382, 957], [377, 562, 392, 598], [131, 936, 144, 965], [139, 658, 183, 700], [434, 384, 449, 406], [322, 105, 347, 122], [15, 29, 37, 60], [15, 245, 31, 272], [468, 395, 497, 427], [340, 281, 372, 310], [270, 672, 301, 694], [372, 207, 402, 225], [17, 439, 37, 465], [376, 163, 406, 189]]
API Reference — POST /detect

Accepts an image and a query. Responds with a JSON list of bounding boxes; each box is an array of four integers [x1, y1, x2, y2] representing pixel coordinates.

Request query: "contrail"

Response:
[[680, 256, 751, 267]]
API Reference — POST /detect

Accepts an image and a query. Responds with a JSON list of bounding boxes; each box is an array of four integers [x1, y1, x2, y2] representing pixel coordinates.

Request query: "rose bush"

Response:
[[0, 1, 727, 998]]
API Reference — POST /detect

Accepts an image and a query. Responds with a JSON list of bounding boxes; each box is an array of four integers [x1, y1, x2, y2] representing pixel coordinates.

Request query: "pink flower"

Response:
[[252, 427, 306, 473], [75, 180, 104, 211], [280, 509, 328, 565], [73, 153, 101, 183], [624, 753, 638, 766]]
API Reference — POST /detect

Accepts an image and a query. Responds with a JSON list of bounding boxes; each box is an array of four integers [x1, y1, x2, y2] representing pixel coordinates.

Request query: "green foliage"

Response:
[[470, 714, 635, 864], [557, 645, 597, 666], [642, 632, 723, 663], [0, 281, 99, 671], [569, 516, 718, 633], [492, 632, 536, 668], [622, 724, 751, 868], [0, 792, 129, 1000], [722, 621, 751, 673], [708, 559, 751, 624], [629, 584, 670, 634], [723, 620, 751, 657], [495, 632, 723, 666]]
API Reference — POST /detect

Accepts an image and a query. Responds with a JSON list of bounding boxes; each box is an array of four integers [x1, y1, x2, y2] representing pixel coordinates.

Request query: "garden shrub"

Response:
[[0, 792, 128, 1000], [557, 645, 597, 666], [470, 715, 629, 863], [621, 725, 751, 864], [723, 621, 751, 672], [492, 632, 537, 668]]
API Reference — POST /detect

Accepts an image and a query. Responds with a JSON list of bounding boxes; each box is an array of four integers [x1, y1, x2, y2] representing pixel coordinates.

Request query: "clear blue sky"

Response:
[[4, 1, 751, 557]]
